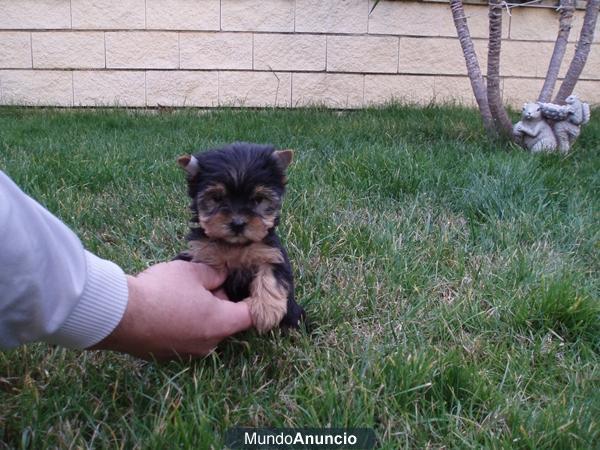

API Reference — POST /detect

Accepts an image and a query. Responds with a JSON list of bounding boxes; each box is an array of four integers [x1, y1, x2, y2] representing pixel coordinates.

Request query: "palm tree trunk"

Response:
[[555, 0, 600, 103], [538, 0, 575, 102], [450, 0, 494, 133], [487, 0, 513, 136]]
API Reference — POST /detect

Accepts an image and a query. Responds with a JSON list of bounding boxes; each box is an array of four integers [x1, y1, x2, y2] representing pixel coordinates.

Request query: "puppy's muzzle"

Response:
[[229, 217, 247, 235]]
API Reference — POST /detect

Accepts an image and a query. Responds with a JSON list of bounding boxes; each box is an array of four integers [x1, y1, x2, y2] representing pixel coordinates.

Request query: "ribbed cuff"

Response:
[[46, 251, 129, 349]]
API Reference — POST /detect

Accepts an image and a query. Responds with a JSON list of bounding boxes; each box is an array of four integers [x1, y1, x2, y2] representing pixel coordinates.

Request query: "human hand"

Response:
[[92, 260, 252, 360]]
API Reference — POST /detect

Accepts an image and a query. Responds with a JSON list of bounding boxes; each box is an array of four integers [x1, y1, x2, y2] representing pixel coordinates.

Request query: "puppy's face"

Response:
[[195, 181, 281, 244], [179, 144, 292, 245]]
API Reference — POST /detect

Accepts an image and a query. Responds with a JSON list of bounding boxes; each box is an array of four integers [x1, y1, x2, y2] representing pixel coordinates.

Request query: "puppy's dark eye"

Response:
[[251, 194, 268, 206], [201, 193, 223, 206], [199, 190, 225, 211], [207, 192, 224, 203]]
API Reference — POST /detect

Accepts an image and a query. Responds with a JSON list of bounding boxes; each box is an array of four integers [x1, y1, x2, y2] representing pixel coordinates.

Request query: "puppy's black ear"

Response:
[[272, 149, 293, 171], [177, 154, 200, 177]]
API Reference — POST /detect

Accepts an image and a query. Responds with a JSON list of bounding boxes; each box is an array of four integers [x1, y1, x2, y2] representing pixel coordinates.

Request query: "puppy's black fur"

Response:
[[175, 142, 305, 329]]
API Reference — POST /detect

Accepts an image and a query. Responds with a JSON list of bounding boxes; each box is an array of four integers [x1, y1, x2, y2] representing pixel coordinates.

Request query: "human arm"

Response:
[[0, 171, 128, 349], [0, 171, 251, 357]]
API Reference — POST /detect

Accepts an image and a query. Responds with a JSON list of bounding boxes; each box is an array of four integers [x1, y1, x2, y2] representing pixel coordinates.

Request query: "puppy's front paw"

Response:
[[243, 296, 287, 334], [280, 303, 306, 329]]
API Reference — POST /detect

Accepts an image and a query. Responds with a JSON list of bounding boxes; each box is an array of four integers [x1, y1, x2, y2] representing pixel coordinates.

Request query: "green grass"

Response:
[[0, 105, 598, 449]]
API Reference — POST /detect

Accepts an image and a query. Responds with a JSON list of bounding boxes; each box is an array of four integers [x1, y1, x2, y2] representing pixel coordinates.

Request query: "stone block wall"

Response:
[[0, 0, 598, 108]]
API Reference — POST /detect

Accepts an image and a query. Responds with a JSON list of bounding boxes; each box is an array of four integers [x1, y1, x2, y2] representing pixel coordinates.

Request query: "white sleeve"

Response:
[[0, 171, 128, 349]]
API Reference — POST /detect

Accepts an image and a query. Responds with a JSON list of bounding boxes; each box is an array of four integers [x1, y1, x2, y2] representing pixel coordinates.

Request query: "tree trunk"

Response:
[[449, 0, 494, 133], [555, 0, 600, 103], [538, 0, 575, 102], [487, 0, 513, 136]]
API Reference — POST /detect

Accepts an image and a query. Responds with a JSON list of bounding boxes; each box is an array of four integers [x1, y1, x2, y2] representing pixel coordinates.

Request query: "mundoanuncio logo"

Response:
[[225, 427, 376, 450]]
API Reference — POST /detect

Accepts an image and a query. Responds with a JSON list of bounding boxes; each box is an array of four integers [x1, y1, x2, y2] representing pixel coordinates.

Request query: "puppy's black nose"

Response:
[[229, 218, 247, 234]]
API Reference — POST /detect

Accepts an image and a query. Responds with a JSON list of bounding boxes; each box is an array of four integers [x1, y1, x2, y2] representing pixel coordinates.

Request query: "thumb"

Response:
[[211, 300, 253, 337], [186, 262, 227, 290]]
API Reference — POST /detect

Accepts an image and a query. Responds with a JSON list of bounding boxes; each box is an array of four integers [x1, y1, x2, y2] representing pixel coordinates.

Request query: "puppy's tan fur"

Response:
[[244, 265, 288, 333], [189, 240, 283, 270], [189, 240, 287, 333]]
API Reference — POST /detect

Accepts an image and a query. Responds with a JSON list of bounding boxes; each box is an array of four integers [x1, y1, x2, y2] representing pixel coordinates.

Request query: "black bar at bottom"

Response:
[[225, 427, 376, 450]]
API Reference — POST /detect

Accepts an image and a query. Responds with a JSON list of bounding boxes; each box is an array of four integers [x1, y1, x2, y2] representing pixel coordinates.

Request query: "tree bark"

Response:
[[449, 0, 494, 133], [487, 0, 513, 136], [555, 0, 600, 103], [539, 0, 576, 102]]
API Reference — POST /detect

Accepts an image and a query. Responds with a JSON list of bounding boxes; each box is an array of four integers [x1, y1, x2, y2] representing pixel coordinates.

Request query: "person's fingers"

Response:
[[184, 262, 227, 290], [211, 300, 253, 337]]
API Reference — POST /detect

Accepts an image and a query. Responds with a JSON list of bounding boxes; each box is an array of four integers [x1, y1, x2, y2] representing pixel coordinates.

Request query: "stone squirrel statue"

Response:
[[513, 95, 590, 154], [540, 95, 591, 153], [513, 102, 557, 153]]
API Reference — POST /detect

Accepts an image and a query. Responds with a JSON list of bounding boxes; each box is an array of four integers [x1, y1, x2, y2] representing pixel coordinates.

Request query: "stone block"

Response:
[[254, 34, 326, 71], [219, 71, 291, 107], [399, 37, 487, 75], [433, 75, 476, 106], [292, 73, 364, 108], [550, 44, 599, 81], [71, 0, 145, 29], [580, 44, 600, 80], [73, 71, 145, 106], [510, 42, 576, 80], [0, 70, 72, 106], [364, 74, 434, 105], [221, 0, 294, 32], [510, 7, 562, 41], [368, 1, 507, 39], [296, 0, 368, 34], [463, 4, 509, 39], [571, 80, 600, 104], [32, 32, 105, 69], [501, 41, 571, 78], [146, 71, 219, 107], [504, 77, 600, 108], [0, 33, 32, 68], [511, 6, 600, 43], [106, 32, 179, 69], [0, 0, 71, 29], [502, 77, 544, 108], [146, 0, 220, 30], [180, 33, 252, 70], [327, 35, 399, 73]]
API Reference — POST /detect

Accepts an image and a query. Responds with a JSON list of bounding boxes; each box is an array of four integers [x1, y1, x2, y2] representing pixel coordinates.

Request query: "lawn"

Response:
[[0, 105, 598, 449]]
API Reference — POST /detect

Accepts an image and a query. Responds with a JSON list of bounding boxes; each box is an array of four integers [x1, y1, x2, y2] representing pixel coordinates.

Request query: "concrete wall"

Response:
[[0, 0, 598, 108]]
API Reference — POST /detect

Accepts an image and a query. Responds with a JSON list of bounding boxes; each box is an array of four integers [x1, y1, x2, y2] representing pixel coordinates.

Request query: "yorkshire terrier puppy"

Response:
[[175, 142, 305, 333]]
